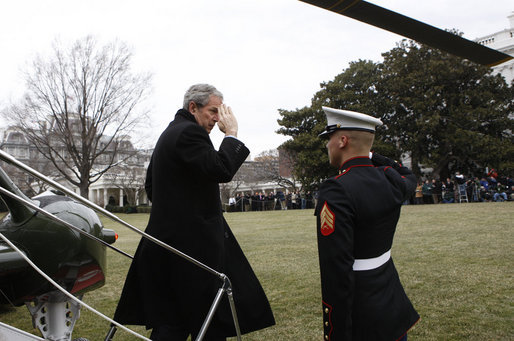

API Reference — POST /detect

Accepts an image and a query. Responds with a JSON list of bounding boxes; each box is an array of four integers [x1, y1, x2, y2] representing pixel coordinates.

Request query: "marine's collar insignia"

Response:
[[320, 201, 335, 236]]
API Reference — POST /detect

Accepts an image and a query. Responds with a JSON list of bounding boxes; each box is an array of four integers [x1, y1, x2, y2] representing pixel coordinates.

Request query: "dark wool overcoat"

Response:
[[315, 155, 419, 341], [114, 109, 275, 337]]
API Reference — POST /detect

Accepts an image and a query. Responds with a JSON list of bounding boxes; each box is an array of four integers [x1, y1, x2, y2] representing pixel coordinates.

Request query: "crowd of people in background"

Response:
[[226, 169, 513, 212], [226, 190, 317, 212], [414, 169, 513, 204]]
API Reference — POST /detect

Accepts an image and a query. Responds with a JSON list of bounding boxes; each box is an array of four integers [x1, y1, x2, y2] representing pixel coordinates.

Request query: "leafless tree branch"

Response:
[[3, 36, 152, 198]]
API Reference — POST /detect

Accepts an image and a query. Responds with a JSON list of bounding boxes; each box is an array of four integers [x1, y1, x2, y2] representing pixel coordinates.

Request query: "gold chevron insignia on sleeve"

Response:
[[320, 201, 335, 236]]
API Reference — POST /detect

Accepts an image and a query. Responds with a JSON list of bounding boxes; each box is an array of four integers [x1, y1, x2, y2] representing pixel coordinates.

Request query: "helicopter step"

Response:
[[25, 291, 85, 341]]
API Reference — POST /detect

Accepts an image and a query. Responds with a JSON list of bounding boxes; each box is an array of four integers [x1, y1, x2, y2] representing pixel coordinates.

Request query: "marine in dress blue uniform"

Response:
[[315, 107, 419, 340]]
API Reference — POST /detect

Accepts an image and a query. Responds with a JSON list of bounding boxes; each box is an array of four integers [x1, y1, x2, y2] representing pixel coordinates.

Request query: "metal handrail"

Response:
[[0, 149, 242, 341]]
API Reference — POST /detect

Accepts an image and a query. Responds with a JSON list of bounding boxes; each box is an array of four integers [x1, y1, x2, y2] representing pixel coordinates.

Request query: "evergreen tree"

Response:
[[277, 39, 513, 186], [277, 60, 384, 190], [379, 38, 513, 179]]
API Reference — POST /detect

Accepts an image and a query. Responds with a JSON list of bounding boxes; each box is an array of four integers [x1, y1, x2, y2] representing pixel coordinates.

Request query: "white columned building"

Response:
[[475, 12, 514, 84]]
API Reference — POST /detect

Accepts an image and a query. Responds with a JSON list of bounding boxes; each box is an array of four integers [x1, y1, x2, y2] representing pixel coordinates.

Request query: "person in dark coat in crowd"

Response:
[[113, 84, 275, 340], [432, 178, 442, 204], [442, 178, 455, 203], [251, 193, 259, 211], [315, 106, 419, 341], [243, 192, 251, 212], [286, 192, 292, 210], [421, 179, 433, 204]]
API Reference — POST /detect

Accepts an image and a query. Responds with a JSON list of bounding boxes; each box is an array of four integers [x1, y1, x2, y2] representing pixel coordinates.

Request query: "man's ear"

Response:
[[339, 134, 348, 148], [188, 101, 197, 113]]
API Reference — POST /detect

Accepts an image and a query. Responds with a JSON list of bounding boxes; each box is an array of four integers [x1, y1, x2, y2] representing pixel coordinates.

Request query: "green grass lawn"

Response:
[[1, 202, 513, 340]]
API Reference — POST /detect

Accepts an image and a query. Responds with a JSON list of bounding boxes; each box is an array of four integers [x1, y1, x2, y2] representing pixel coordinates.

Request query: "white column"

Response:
[[145, 191, 150, 206], [119, 189, 124, 207], [103, 188, 108, 207]]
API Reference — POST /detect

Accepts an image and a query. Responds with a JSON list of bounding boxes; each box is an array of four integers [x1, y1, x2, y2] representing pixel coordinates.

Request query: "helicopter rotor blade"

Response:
[[299, 0, 513, 66]]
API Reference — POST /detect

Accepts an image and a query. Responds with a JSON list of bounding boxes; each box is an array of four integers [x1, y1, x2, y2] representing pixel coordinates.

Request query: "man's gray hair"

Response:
[[183, 84, 223, 110]]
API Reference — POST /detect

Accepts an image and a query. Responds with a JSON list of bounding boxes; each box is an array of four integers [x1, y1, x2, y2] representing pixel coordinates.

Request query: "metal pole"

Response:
[[0, 232, 152, 341], [195, 276, 242, 341], [0, 187, 243, 341], [0, 149, 221, 279], [195, 288, 225, 341], [104, 324, 117, 341], [226, 279, 242, 341], [0, 187, 133, 260], [0, 150, 243, 340]]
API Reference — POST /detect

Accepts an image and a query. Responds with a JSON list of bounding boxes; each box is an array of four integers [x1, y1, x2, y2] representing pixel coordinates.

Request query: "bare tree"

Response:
[[109, 162, 146, 207], [3, 36, 152, 198], [2, 161, 60, 197], [0, 128, 63, 196], [219, 168, 247, 205], [219, 149, 299, 205], [253, 149, 298, 190]]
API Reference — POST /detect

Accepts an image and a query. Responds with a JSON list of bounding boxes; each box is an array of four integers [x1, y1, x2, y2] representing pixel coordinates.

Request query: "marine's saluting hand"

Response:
[[218, 104, 238, 137]]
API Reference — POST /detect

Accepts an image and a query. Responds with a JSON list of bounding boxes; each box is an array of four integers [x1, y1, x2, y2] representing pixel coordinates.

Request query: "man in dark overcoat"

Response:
[[315, 106, 419, 340], [114, 84, 275, 340]]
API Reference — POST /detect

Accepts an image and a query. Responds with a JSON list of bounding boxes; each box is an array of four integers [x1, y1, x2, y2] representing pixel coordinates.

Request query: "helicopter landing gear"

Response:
[[25, 291, 82, 341]]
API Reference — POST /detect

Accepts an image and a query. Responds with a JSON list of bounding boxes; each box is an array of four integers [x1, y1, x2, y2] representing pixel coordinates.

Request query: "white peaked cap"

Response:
[[319, 106, 383, 137]]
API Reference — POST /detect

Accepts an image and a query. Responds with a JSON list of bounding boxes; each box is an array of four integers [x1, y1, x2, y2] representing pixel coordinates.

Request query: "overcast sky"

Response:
[[1, 0, 512, 158]]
